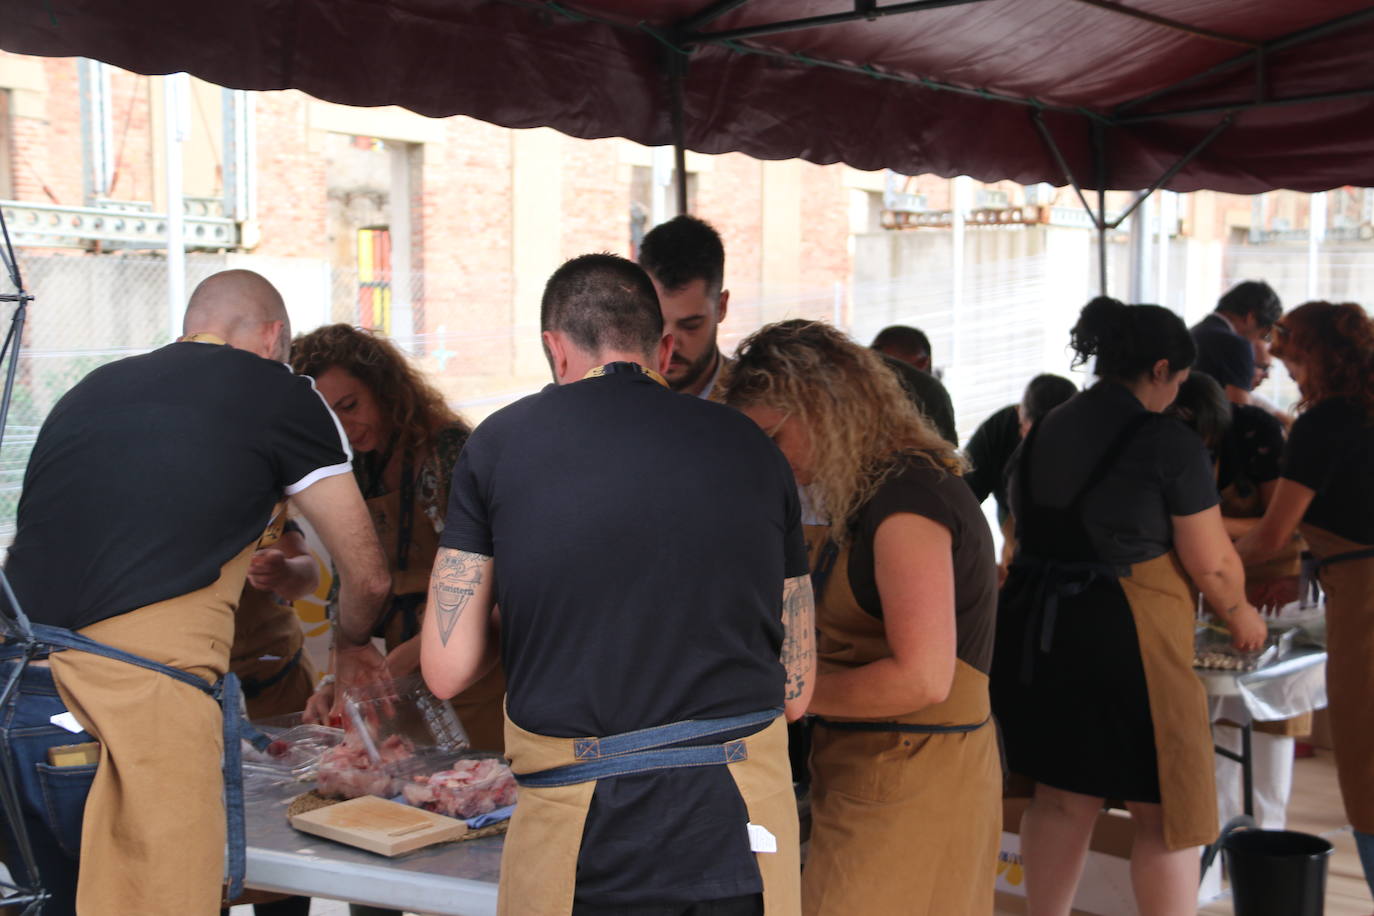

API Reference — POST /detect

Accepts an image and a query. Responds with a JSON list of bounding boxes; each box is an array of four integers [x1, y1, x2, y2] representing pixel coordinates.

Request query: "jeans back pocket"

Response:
[[35, 762, 97, 859]]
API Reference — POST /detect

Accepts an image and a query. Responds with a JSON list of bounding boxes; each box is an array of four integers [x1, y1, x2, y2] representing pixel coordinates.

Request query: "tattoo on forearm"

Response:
[[781, 577, 816, 702], [433, 550, 491, 646]]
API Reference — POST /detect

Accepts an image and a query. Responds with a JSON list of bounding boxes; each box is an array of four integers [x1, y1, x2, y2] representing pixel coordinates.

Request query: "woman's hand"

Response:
[[1220, 602, 1268, 652], [302, 682, 337, 726]]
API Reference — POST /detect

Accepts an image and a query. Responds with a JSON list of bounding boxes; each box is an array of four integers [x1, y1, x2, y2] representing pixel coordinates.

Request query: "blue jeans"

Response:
[[1356, 830, 1374, 900], [0, 661, 96, 916]]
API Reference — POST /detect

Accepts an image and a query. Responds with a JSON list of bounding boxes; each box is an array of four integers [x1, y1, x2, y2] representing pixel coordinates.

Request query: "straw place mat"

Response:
[[287, 790, 510, 841]]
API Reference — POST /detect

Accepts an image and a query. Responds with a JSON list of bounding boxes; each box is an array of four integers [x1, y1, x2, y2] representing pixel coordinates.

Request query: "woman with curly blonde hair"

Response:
[[723, 319, 1001, 915], [1238, 301, 1374, 898], [292, 325, 506, 753]]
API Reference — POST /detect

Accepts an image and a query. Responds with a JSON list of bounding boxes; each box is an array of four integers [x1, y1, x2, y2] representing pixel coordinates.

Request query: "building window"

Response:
[[357, 226, 392, 333], [629, 161, 696, 258]]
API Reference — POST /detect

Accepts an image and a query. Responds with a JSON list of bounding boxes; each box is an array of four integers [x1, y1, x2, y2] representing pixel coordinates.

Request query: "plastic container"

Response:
[[241, 723, 344, 780], [341, 673, 470, 762], [396, 752, 518, 819], [313, 674, 473, 801], [1223, 829, 1332, 916]]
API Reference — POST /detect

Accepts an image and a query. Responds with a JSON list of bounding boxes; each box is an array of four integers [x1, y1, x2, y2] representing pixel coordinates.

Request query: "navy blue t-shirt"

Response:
[[1191, 313, 1255, 391], [442, 366, 807, 906]]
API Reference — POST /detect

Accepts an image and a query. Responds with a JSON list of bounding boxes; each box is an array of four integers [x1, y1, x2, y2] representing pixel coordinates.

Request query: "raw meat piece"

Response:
[[401, 757, 518, 818], [315, 733, 416, 799]]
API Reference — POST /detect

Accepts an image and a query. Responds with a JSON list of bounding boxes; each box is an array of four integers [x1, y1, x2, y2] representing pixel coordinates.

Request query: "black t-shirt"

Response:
[[880, 355, 959, 446], [964, 403, 1021, 516], [5, 341, 351, 630], [1010, 382, 1218, 566], [1282, 398, 1374, 545], [847, 458, 999, 674], [442, 367, 807, 906], [1217, 403, 1285, 496], [1191, 313, 1255, 391]]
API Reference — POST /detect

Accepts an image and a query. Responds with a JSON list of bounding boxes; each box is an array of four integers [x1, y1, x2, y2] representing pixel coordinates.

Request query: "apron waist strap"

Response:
[[238, 648, 303, 699], [1009, 557, 1125, 685], [515, 707, 780, 789], [812, 714, 990, 735], [1316, 545, 1374, 572], [10, 622, 249, 899]]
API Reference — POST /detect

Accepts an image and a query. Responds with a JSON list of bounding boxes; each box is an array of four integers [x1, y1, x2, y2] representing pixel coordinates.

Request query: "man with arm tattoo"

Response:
[[420, 254, 813, 916]]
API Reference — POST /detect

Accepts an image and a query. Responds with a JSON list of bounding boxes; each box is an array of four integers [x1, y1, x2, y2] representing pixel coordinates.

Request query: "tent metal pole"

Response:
[[1030, 112, 1097, 221], [675, 0, 755, 33], [1113, 6, 1374, 116], [1115, 87, 1374, 125], [1094, 121, 1108, 297], [668, 53, 690, 215], [1107, 115, 1234, 228], [685, 0, 994, 43]]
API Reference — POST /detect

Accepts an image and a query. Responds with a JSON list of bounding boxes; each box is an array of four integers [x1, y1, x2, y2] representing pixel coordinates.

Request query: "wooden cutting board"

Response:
[[289, 795, 468, 856]]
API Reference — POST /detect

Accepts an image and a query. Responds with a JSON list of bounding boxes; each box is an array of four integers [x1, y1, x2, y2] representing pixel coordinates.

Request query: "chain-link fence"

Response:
[[3, 228, 1374, 546]]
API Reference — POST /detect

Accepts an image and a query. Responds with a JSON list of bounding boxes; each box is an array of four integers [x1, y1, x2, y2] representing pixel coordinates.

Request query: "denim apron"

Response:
[[499, 708, 799, 915], [11, 533, 259, 914], [799, 524, 1001, 915]]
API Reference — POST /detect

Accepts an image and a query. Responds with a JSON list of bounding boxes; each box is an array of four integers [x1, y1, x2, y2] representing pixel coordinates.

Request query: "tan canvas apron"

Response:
[[231, 508, 315, 721], [1217, 483, 1311, 736], [800, 527, 1002, 915], [499, 711, 801, 915], [48, 536, 258, 915], [1116, 551, 1220, 849], [367, 476, 507, 751], [1299, 524, 1374, 833]]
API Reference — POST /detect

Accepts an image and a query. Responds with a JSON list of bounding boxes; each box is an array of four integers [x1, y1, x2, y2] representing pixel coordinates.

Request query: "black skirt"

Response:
[[991, 570, 1162, 803]]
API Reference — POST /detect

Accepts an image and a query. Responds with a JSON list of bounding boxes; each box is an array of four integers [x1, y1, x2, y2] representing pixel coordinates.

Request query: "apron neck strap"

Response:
[[583, 362, 669, 389], [179, 333, 228, 346]]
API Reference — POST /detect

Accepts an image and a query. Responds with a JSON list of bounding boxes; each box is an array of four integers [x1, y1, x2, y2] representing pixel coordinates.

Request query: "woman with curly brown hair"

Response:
[[291, 324, 506, 753], [723, 319, 1001, 915], [1237, 300, 1374, 896]]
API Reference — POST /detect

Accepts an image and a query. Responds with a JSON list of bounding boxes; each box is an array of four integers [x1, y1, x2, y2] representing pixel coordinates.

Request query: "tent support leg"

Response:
[[1093, 121, 1109, 296], [668, 53, 690, 216], [0, 204, 49, 916]]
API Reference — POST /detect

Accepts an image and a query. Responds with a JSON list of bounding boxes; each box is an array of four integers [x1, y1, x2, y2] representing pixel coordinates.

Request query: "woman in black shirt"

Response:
[[1237, 300, 1374, 897], [992, 298, 1265, 915], [725, 320, 1001, 915]]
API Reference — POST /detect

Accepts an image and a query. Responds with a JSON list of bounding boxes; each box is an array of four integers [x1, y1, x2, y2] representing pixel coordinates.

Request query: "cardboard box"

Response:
[[996, 798, 1222, 915]]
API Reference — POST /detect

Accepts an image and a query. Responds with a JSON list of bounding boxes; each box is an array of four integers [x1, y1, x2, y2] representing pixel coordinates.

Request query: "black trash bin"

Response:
[[1223, 829, 1334, 916]]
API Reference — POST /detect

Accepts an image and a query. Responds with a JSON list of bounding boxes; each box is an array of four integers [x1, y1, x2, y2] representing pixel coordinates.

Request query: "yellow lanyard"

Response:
[[178, 332, 228, 346], [583, 362, 669, 389]]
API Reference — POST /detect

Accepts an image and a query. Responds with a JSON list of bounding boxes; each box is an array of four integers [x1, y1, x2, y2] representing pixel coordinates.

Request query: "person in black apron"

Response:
[[992, 297, 1267, 916], [724, 320, 1002, 914], [1235, 300, 1374, 898]]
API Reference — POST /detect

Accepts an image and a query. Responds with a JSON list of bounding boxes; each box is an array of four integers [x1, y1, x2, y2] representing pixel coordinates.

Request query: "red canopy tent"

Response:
[[4, 0, 1374, 283], [5, 0, 1374, 190]]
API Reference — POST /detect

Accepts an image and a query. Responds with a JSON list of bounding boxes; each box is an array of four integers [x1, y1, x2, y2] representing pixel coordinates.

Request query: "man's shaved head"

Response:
[[183, 270, 290, 360]]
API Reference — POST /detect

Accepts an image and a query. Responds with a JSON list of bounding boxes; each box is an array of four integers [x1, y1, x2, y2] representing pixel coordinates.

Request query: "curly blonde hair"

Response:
[[290, 324, 469, 452], [724, 320, 963, 539]]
